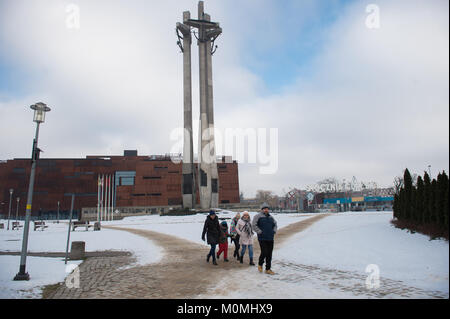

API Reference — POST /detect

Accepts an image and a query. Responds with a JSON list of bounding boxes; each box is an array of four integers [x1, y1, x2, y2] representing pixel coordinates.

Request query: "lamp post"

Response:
[[57, 201, 60, 224], [15, 197, 20, 223], [7, 189, 13, 230], [14, 102, 51, 281]]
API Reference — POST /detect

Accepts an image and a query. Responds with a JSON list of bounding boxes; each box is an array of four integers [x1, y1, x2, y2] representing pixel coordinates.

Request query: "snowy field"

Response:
[[0, 219, 163, 298], [0, 211, 448, 298]]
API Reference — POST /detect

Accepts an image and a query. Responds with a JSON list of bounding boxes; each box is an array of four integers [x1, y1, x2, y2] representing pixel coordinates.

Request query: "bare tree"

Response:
[[393, 176, 403, 195]]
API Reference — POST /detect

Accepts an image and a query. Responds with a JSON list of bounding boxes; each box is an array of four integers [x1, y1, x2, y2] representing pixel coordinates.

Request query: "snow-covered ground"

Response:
[[0, 219, 163, 298], [277, 212, 449, 293], [0, 211, 448, 298]]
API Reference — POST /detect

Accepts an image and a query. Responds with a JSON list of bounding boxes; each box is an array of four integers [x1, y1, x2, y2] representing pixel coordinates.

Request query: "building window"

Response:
[[116, 171, 136, 186]]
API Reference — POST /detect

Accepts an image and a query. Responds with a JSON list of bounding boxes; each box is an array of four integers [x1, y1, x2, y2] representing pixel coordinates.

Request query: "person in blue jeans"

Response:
[[236, 211, 255, 265], [252, 203, 277, 274], [202, 211, 221, 265]]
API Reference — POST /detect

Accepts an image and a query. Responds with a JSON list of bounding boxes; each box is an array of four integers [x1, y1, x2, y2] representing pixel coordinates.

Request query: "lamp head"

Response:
[[30, 102, 51, 123]]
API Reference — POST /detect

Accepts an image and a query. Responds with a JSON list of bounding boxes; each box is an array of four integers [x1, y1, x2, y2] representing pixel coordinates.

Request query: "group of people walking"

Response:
[[201, 202, 277, 275]]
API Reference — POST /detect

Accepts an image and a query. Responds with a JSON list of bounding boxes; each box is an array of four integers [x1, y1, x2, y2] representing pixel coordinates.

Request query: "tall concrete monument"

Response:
[[176, 1, 222, 210]]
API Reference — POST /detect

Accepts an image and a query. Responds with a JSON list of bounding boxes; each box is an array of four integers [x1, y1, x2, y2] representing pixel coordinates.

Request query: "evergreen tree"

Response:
[[442, 171, 449, 229], [423, 172, 432, 224], [393, 193, 399, 219], [436, 171, 449, 229], [431, 179, 438, 224], [403, 168, 413, 220], [415, 176, 425, 223]]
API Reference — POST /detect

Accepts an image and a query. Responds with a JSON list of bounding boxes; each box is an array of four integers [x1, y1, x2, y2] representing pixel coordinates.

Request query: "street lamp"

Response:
[[14, 102, 51, 281], [15, 197, 20, 223], [57, 201, 60, 224], [7, 189, 13, 230]]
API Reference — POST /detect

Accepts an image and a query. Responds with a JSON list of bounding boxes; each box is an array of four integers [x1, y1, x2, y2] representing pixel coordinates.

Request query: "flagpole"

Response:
[[97, 175, 100, 222], [101, 174, 104, 222]]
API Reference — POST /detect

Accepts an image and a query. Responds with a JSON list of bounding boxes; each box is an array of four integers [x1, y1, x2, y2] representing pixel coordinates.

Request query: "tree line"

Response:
[[393, 168, 449, 239]]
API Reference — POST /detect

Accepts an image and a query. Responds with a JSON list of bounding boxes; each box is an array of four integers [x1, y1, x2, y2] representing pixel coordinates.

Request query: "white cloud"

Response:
[[0, 0, 448, 198]]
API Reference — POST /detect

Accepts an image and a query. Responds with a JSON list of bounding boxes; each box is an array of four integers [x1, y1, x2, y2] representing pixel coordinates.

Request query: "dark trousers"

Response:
[[232, 235, 240, 256], [258, 240, 274, 270], [208, 244, 217, 261]]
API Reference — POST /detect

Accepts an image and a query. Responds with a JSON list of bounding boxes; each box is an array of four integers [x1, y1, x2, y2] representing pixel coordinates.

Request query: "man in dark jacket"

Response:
[[202, 210, 221, 265], [252, 203, 277, 274]]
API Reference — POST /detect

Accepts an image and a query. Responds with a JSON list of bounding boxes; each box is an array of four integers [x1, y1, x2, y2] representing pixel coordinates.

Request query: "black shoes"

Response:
[[249, 258, 255, 266]]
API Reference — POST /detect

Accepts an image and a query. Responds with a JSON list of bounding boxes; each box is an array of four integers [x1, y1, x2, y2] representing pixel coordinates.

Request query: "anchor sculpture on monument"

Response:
[[176, 1, 222, 210]]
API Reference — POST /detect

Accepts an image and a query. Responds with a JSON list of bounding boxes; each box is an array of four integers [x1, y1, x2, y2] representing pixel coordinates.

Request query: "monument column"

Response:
[[197, 1, 212, 209], [205, 13, 219, 209], [177, 12, 195, 208]]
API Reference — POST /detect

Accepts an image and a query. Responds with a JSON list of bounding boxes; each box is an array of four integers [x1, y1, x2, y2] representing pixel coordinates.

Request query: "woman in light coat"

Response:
[[236, 211, 255, 265]]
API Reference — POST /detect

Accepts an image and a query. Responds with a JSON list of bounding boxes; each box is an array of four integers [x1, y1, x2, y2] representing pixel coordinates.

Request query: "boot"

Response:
[[213, 259, 218, 265], [236, 250, 240, 259], [224, 258, 229, 262], [258, 265, 263, 272], [239, 255, 243, 264], [216, 253, 220, 260], [249, 258, 255, 266], [265, 269, 275, 275], [206, 254, 210, 263], [233, 250, 237, 258]]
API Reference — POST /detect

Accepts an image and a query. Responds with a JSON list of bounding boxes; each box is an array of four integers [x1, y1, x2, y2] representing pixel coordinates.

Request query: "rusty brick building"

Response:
[[0, 151, 239, 218]]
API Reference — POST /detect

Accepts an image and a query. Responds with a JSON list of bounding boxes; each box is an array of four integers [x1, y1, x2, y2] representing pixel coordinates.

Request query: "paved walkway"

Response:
[[42, 213, 447, 299]]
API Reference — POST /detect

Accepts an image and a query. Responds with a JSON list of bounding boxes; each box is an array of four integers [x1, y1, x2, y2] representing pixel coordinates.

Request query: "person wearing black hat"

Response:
[[202, 210, 221, 265], [252, 203, 277, 275]]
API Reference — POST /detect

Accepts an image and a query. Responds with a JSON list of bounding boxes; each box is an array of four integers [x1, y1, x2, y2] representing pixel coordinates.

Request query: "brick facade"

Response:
[[0, 154, 239, 216]]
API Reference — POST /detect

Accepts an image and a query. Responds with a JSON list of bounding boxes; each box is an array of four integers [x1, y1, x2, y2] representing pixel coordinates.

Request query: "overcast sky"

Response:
[[0, 0, 448, 197]]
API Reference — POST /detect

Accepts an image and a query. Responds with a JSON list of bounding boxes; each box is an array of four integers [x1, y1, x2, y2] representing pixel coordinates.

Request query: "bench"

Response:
[[72, 221, 94, 231], [12, 221, 23, 230], [33, 221, 48, 231]]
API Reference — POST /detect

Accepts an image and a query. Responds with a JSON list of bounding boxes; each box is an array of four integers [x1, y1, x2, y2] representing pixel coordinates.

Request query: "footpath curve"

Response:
[[44, 213, 329, 298]]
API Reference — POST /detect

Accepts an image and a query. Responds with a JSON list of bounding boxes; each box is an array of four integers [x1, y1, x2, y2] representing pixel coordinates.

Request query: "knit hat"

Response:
[[209, 210, 216, 215], [260, 202, 269, 210], [221, 221, 227, 226]]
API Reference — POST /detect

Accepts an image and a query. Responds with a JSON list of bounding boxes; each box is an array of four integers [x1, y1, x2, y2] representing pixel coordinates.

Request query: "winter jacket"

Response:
[[236, 218, 254, 246], [229, 217, 239, 238], [219, 224, 230, 244], [202, 215, 221, 245], [252, 212, 277, 241]]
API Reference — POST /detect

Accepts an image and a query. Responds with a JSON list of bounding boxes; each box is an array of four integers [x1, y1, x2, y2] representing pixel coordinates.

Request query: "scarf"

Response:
[[241, 218, 252, 237]]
